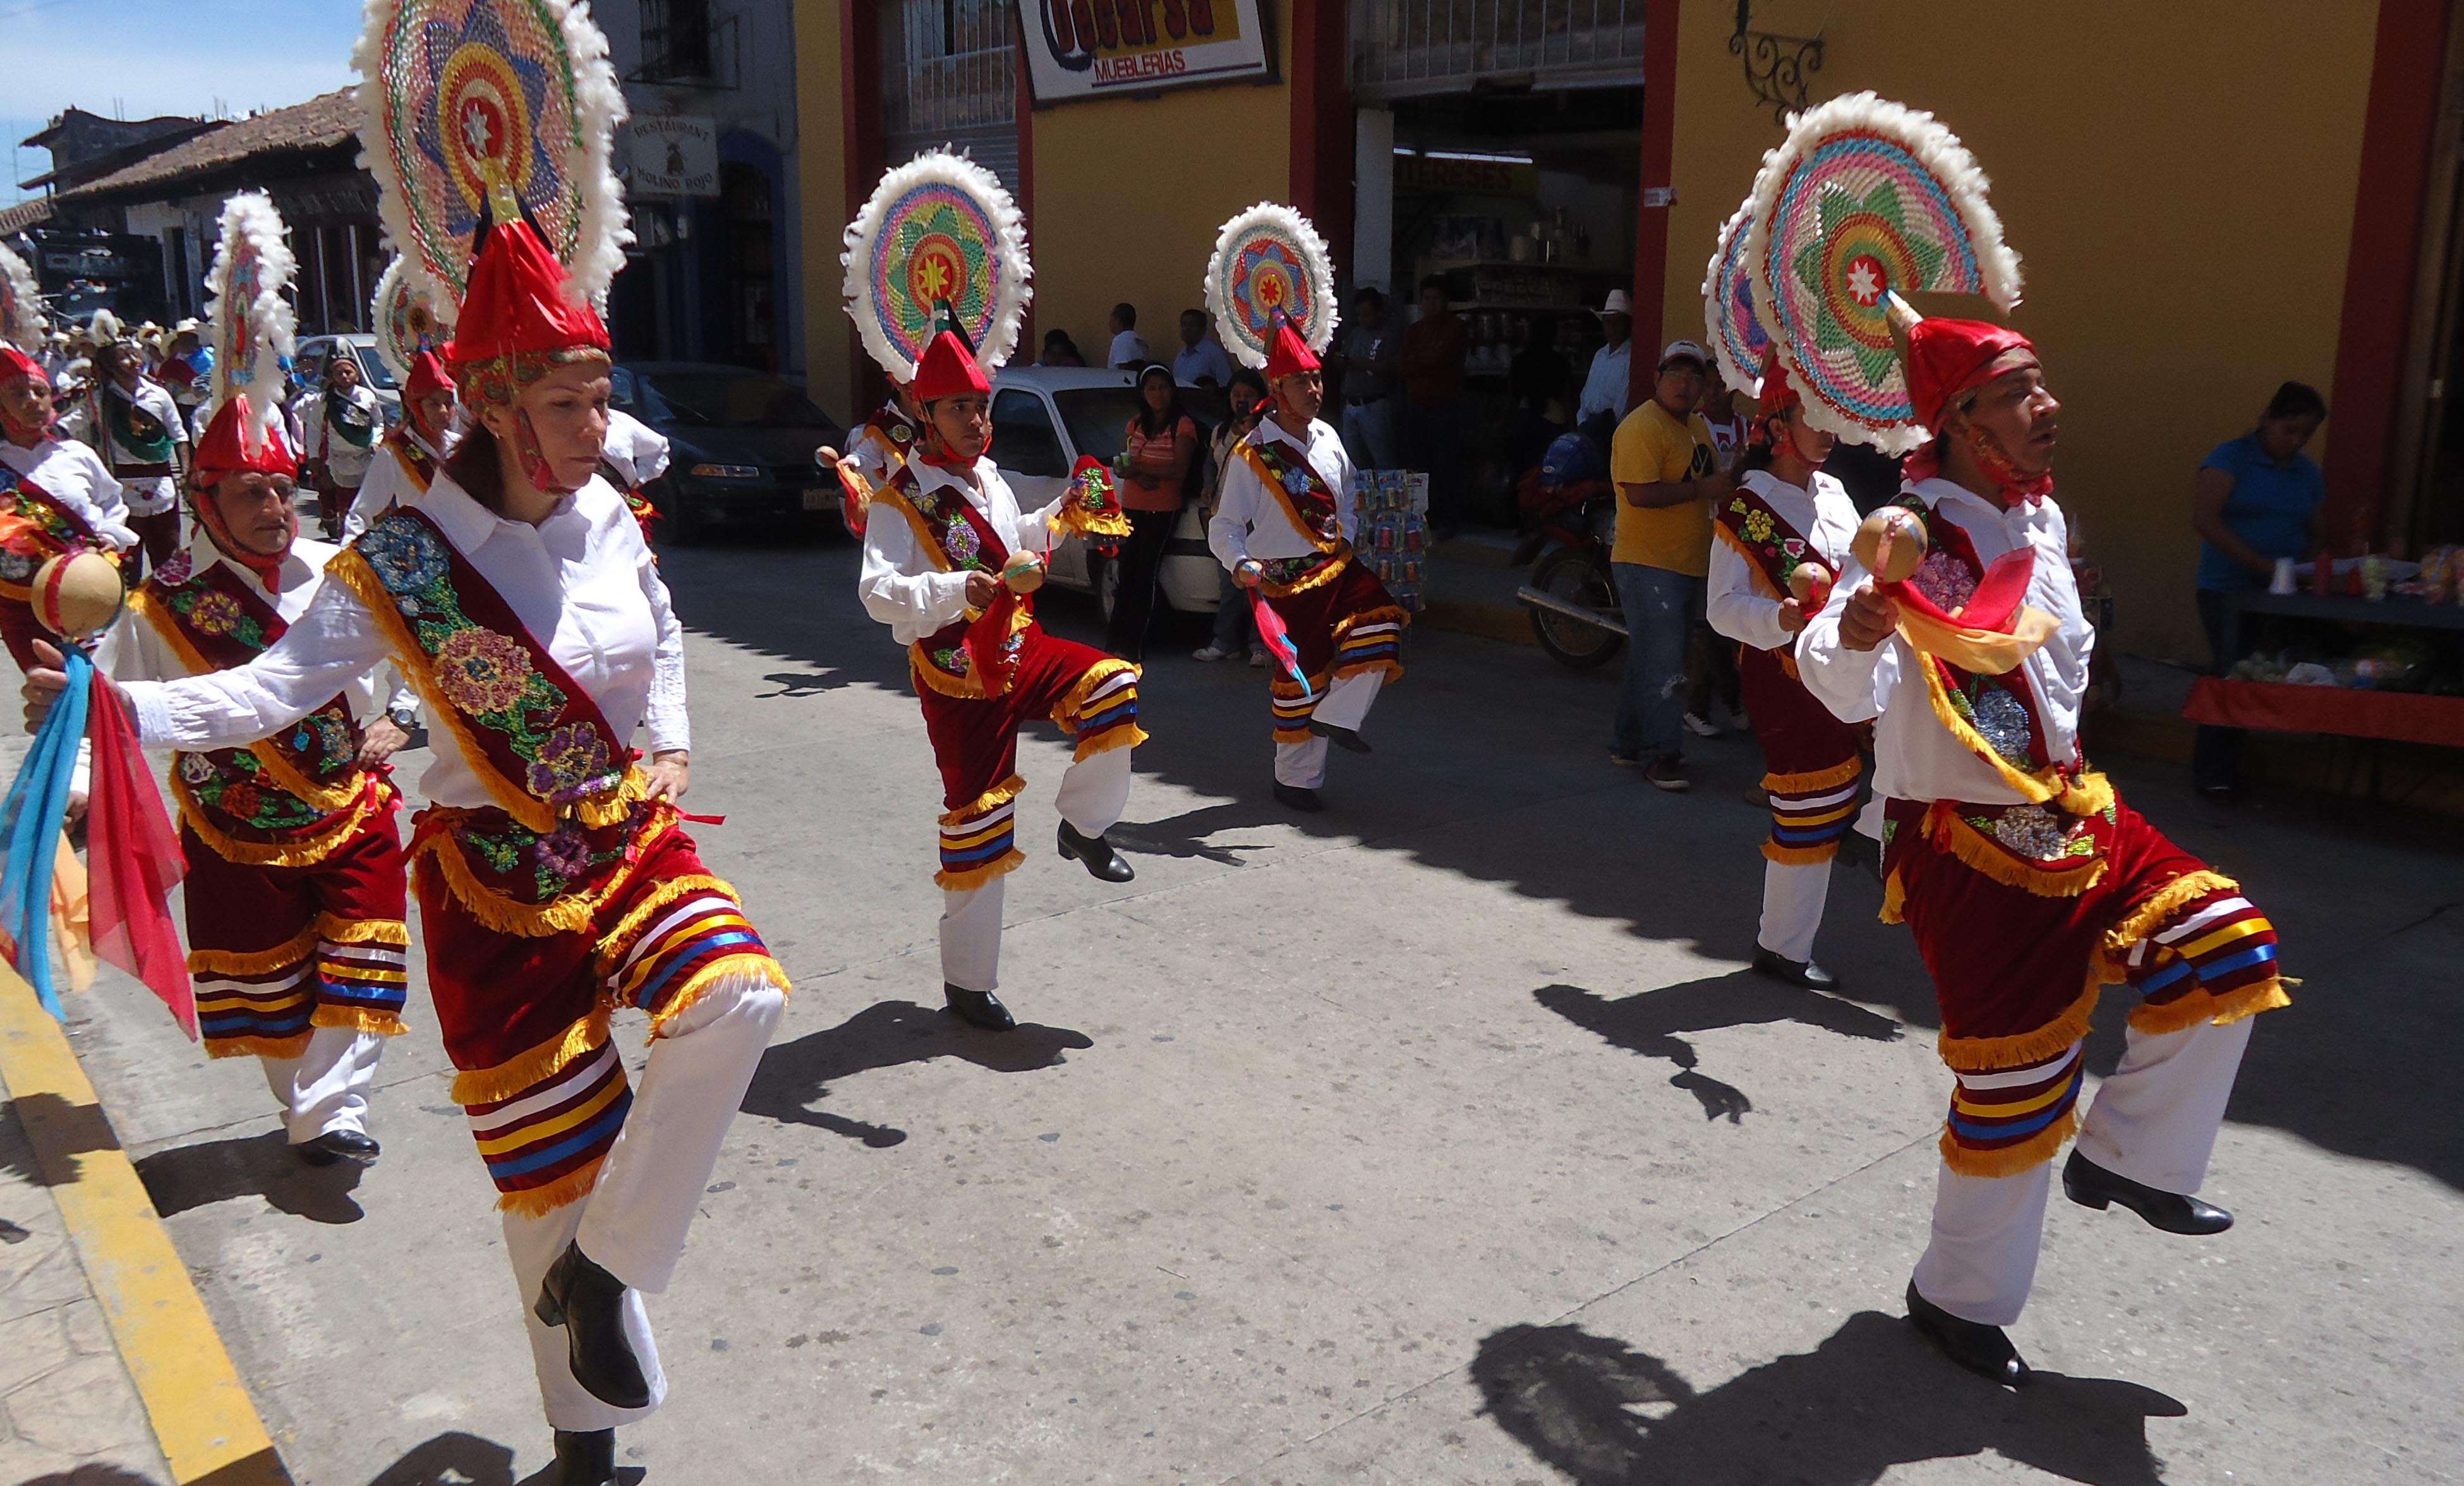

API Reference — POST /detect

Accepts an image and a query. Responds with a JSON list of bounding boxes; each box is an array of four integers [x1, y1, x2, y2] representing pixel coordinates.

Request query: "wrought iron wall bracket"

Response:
[[1731, 1, 1824, 125]]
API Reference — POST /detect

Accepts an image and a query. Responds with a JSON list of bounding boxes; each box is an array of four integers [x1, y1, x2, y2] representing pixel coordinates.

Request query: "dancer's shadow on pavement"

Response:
[[133, 1128, 366, 1224], [740, 1000, 1093, 1147], [1109, 801, 1279, 866], [3, 1090, 125, 1188], [1473, 1314, 2180, 1486], [1535, 977, 1902, 1123]]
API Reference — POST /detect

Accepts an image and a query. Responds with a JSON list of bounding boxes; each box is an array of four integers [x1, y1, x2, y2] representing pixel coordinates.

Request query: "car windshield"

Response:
[[1056, 386, 1228, 464], [351, 346, 397, 392], [642, 370, 831, 428]]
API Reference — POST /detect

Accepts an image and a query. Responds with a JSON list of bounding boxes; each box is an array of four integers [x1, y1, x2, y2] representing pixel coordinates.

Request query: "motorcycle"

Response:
[[1517, 490, 1626, 669]]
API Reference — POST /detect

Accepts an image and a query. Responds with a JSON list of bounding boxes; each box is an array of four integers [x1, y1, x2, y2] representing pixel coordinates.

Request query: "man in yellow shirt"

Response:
[[1608, 339, 1726, 791]]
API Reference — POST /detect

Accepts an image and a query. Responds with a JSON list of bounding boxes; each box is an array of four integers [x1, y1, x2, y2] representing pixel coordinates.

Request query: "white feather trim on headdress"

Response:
[[840, 149, 1032, 382], [353, 0, 631, 308], [1700, 193, 1763, 397], [1204, 202, 1338, 372], [1742, 91, 2023, 452], [203, 192, 298, 443], [87, 309, 124, 346], [0, 243, 42, 354], [370, 253, 457, 380]]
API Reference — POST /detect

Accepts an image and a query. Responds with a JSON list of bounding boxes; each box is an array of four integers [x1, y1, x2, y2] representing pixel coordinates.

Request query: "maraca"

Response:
[[1787, 560, 1834, 610], [32, 549, 126, 643], [1850, 509, 1928, 585], [1000, 549, 1046, 595]]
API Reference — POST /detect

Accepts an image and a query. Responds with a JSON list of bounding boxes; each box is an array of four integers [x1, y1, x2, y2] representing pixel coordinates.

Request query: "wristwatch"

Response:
[[387, 705, 418, 731]]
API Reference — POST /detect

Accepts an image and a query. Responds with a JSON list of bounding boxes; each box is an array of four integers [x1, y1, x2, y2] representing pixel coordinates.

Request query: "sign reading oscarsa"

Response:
[[1022, 0, 1275, 101]]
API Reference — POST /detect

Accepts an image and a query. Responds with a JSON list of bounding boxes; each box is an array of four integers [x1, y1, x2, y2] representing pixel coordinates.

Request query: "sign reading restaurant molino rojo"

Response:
[[1022, 0, 1276, 101]]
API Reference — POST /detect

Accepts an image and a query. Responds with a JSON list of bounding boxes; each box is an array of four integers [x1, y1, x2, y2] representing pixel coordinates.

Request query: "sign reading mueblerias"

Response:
[[1022, 0, 1274, 100]]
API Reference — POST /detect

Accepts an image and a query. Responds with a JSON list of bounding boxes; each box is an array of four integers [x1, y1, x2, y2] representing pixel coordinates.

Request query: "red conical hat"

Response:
[[404, 346, 456, 401], [910, 329, 989, 403], [0, 345, 44, 388], [447, 218, 609, 404], [191, 394, 299, 488], [1903, 317, 2034, 433], [1264, 318, 1319, 383]]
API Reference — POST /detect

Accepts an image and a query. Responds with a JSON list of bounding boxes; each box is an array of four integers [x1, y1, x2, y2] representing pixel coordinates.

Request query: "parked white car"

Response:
[[988, 365, 1227, 619]]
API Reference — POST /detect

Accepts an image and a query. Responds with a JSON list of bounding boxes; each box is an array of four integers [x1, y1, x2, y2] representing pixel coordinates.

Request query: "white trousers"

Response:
[[941, 746, 1133, 993], [1912, 1016, 2253, 1326], [502, 969, 786, 1431], [259, 1026, 385, 1143], [1756, 859, 1832, 964], [1272, 670, 1385, 789]]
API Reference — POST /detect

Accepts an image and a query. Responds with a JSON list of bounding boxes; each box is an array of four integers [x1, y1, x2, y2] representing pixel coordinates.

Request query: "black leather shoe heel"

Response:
[[1750, 949, 1838, 991], [1272, 783, 1325, 813], [1905, 1282, 2029, 1387], [2063, 1151, 2233, 1235], [944, 983, 1017, 1031], [535, 1243, 653, 1410], [294, 1130, 381, 1166], [551, 1428, 617, 1486], [1308, 720, 1372, 753], [1056, 821, 1135, 882]]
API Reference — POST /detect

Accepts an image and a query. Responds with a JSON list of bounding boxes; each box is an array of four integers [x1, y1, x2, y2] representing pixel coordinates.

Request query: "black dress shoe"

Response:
[[293, 1130, 381, 1167], [551, 1429, 617, 1486], [1750, 949, 1839, 990], [1308, 719, 1372, 752], [1905, 1283, 2030, 1387], [534, 1243, 653, 1410], [943, 983, 1017, 1031], [2063, 1151, 2233, 1235], [1056, 820, 1135, 882], [1272, 782, 1326, 813]]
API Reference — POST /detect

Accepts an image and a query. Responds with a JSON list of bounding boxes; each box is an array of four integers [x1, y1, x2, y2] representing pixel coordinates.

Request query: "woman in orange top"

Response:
[[1106, 364, 1198, 660]]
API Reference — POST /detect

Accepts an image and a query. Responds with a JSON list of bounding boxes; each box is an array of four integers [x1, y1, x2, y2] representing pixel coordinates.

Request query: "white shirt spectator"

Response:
[[1108, 330, 1150, 370], [1173, 339, 1233, 388], [1578, 339, 1632, 423]]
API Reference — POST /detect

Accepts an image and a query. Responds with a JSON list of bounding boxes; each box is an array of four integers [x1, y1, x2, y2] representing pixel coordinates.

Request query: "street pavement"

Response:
[[26, 531, 2463, 1485]]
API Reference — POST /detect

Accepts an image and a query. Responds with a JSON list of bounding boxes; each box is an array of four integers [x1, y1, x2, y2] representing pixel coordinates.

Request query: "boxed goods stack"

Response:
[[1355, 470, 1429, 612]]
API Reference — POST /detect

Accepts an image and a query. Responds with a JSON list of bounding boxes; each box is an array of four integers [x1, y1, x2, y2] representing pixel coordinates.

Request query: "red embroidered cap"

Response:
[[445, 217, 610, 401], [911, 329, 990, 402], [190, 394, 299, 488], [0, 344, 45, 389], [404, 347, 456, 401], [1904, 317, 2034, 433], [1264, 319, 1319, 383]]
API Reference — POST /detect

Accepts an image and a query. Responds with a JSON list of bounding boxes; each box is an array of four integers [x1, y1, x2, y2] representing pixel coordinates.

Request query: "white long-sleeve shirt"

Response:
[[858, 456, 1073, 646], [120, 473, 688, 810], [1578, 340, 1632, 423], [294, 384, 383, 489], [1206, 414, 1358, 571], [1796, 477, 2091, 807], [0, 436, 137, 551], [342, 429, 450, 543], [600, 408, 670, 490], [74, 380, 186, 516], [1707, 468, 1858, 653]]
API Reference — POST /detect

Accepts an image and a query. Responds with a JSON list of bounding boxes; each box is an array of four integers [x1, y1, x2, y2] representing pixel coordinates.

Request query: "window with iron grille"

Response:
[[1349, 0, 1648, 100], [881, 0, 1020, 191], [641, 0, 716, 83]]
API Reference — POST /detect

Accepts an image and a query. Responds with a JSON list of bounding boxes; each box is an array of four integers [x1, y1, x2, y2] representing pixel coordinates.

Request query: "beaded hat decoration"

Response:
[[202, 192, 298, 454], [1205, 203, 1337, 373], [1701, 194, 1772, 397], [842, 150, 1032, 382], [372, 253, 459, 382], [1742, 92, 2022, 453]]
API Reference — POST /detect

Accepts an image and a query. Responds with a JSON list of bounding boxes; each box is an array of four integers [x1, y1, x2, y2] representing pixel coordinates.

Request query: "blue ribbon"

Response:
[[0, 649, 91, 1020]]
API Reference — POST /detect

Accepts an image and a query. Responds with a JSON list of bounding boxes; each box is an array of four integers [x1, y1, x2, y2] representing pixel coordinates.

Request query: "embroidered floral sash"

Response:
[[385, 431, 438, 494], [323, 389, 375, 450], [1713, 485, 1824, 610], [0, 467, 103, 602], [333, 508, 641, 835], [874, 466, 1036, 699], [1237, 433, 1350, 594]]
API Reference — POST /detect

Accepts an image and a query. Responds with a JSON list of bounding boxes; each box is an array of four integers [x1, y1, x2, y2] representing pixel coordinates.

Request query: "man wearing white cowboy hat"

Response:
[[1578, 289, 1636, 429]]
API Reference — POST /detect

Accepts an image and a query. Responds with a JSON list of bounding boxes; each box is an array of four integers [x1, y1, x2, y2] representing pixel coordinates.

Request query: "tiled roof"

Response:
[[63, 89, 359, 202], [0, 198, 55, 236]]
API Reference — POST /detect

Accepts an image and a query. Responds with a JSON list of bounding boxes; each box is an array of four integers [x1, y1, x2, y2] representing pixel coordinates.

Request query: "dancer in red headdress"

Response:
[[342, 346, 457, 540], [849, 152, 1143, 1032]]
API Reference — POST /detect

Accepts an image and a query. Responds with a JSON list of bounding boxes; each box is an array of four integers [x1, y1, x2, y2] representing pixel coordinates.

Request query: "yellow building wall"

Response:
[[1662, 0, 2379, 658], [795, 0, 853, 421], [1025, 0, 1296, 370]]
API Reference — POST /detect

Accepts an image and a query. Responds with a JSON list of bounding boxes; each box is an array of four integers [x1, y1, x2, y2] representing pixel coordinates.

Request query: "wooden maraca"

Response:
[[1788, 560, 1834, 610], [1849, 509, 1928, 585], [1000, 548, 1046, 595], [32, 550, 126, 644]]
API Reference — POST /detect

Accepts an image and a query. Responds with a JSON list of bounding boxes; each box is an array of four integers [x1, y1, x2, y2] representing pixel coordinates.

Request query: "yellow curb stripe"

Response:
[[0, 965, 293, 1484]]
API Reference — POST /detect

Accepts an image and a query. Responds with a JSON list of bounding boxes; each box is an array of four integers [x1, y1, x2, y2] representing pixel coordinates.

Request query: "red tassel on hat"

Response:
[[1264, 318, 1319, 382], [911, 329, 990, 403]]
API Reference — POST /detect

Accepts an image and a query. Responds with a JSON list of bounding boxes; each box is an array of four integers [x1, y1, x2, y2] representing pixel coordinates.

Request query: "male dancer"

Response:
[[858, 329, 1145, 1030], [0, 342, 136, 670], [1797, 306, 2288, 1385], [830, 379, 921, 538], [76, 336, 188, 576], [1207, 321, 1406, 812], [344, 347, 456, 541], [296, 349, 381, 538], [92, 392, 416, 1164]]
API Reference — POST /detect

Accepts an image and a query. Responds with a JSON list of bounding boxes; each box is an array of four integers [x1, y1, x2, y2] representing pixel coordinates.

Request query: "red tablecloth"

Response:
[[2184, 677, 2464, 747]]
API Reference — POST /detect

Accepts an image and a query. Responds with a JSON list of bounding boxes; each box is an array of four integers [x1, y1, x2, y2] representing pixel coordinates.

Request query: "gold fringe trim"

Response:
[[449, 1006, 613, 1106], [644, 952, 793, 1041], [172, 775, 380, 869], [189, 925, 319, 977], [1917, 666, 2113, 819], [572, 768, 649, 830], [241, 742, 366, 816], [2099, 869, 2241, 965], [1046, 497, 1132, 543], [939, 774, 1028, 828], [1330, 657, 1405, 691], [936, 847, 1025, 892], [411, 810, 678, 940], [204, 1032, 314, 1061], [1923, 804, 2110, 901], [1073, 722, 1147, 763], [311, 1005, 407, 1037], [593, 873, 739, 981], [1938, 1106, 2081, 1179], [907, 604, 1039, 700], [497, 1155, 608, 1217], [1710, 521, 1788, 602], [871, 485, 944, 565], [315, 914, 408, 946], [1260, 550, 1352, 598], [1763, 840, 1841, 866], [1938, 975, 2099, 1073], [1762, 756, 1863, 796], [1880, 865, 1906, 924], [1332, 603, 1411, 645], [1053, 658, 1140, 729], [2127, 976, 2293, 1036]]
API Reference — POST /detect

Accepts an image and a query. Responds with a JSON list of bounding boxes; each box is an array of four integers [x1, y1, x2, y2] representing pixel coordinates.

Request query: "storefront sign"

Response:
[[1396, 154, 1540, 198], [628, 116, 720, 198], [1022, 0, 1274, 100]]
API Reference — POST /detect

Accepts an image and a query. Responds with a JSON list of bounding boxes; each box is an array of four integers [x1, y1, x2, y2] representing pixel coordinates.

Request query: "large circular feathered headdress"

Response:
[[353, 0, 631, 308], [1204, 203, 1338, 372], [1743, 92, 2022, 452], [0, 243, 44, 356], [203, 192, 298, 444], [1701, 195, 1772, 398], [370, 253, 457, 380], [842, 150, 1032, 382]]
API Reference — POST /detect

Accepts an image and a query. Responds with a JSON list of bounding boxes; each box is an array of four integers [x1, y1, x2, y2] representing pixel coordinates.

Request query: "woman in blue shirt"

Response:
[[2190, 380, 2327, 799]]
